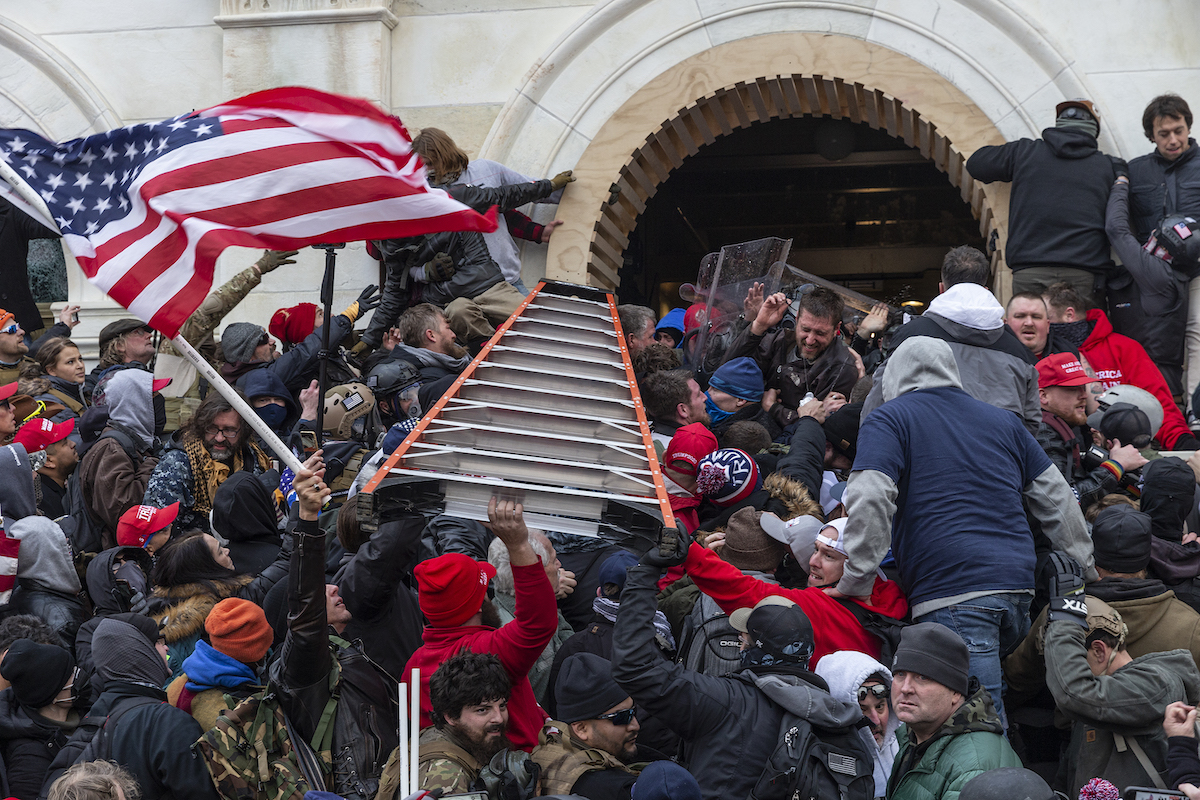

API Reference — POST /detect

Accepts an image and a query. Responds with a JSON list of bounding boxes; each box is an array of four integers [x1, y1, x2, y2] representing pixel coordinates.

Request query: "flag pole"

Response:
[[170, 335, 306, 475]]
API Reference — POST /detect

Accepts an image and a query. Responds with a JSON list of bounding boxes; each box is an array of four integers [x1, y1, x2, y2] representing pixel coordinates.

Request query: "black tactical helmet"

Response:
[[366, 360, 421, 398]]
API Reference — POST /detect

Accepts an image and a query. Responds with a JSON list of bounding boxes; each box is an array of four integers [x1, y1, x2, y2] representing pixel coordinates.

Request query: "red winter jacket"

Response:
[[1079, 309, 1191, 449], [403, 560, 557, 752], [683, 542, 908, 667]]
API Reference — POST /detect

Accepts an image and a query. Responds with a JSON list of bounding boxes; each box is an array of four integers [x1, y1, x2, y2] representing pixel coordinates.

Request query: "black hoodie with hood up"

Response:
[[967, 126, 1121, 274]]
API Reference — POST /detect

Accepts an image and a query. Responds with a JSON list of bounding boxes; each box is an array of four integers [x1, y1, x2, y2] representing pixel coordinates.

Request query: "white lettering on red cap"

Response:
[[1062, 360, 1085, 375], [135, 506, 155, 523], [39, 419, 52, 432], [479, 570, 488, 586]]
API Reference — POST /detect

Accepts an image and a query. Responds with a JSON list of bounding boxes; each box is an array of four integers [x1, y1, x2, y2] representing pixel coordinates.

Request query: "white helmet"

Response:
[[1090, 384, 1162, 439]]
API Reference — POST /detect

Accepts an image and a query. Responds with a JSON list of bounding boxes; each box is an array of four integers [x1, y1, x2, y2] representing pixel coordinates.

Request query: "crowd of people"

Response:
[[0, 97, 1198, 800]]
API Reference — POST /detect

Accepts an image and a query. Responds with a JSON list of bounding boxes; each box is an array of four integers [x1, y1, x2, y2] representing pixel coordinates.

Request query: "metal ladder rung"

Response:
[[439, 398, 644, 439], [500, 331, 623, 361], [457, 380, 637, 420], [530, 293, 611, 312], [487, 346, 628, 381], [421, 420, 648, 467], [399, 444, 657, 494], [473, 361, 630, 400], [520, 305, 614, 331], [509, 317, 617, 344]]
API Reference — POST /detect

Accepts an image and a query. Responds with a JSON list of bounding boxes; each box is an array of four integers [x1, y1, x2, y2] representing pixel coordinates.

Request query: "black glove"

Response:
[[1111, 156, 1129, 181], [357, 284, 382, 313], [639, 526, 688, 569], [424, 252, 456, 283], [1046, 551, 1088, 627]]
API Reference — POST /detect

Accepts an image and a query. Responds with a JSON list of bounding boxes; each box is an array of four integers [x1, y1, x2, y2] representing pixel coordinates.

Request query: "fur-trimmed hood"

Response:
[[17, 375, 50, 398], [763, 471, 823, 520], [148, 576, 252, 644]]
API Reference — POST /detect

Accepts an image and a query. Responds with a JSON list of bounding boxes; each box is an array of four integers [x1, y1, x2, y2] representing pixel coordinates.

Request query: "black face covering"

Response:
[[152, 393, 166, 437]]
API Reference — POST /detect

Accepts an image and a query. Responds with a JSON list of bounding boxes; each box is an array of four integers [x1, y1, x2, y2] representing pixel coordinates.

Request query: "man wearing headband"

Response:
[[680, 515, 907, 668]]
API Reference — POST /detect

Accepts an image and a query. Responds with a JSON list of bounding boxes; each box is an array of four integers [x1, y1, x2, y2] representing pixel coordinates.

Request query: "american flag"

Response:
[[0, 87, 497, 337]]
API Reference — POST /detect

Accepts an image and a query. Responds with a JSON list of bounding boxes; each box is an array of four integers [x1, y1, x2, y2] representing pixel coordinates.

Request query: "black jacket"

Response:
[[334, 515, 424, 681], [40, 683, 217, 800], [611, 563, 870, 800], [967, 127, 1120, 273], [723, 329, 857, 427], [0, 198, 60, 333], [0, 689, 73, 800], [74, 547, 153, 702], [1034, 412, 1126, 513], [7, 586, 87, 660], [270, 518, 400, 800], [1128, 138, 1200, 242]]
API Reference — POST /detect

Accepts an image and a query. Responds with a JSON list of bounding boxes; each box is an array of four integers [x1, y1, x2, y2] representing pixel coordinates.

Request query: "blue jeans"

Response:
[[915, 592, 1032, 729], [511, 278, 530, 296]]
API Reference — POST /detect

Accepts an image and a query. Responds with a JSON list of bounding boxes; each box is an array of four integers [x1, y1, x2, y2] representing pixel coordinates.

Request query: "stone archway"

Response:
[[589, 75, 998, 290]]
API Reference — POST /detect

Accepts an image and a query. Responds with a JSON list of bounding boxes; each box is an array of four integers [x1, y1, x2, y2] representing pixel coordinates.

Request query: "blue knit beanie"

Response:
[[708, 357, 764, 402]]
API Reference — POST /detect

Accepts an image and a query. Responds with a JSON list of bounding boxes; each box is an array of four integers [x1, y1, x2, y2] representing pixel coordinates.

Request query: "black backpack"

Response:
[[749, 707, 875, 800], [834, 597, 910, 668], [676, 593, 743, 676]]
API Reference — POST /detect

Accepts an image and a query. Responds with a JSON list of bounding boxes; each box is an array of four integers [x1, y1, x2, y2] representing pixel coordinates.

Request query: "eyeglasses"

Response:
[[204, 425, 242, 439], [0, 323, 19, 335], [858, 684, 890, 702], [596, 705, 637, 726]]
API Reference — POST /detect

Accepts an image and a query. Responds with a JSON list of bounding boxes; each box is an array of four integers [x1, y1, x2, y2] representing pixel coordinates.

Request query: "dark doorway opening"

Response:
[[617, 115, 986, 314]]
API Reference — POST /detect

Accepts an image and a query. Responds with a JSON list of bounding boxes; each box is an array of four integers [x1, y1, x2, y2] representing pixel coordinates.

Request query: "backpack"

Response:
[[194, 685, 336, 800], [749, 706, 875, 800], [676, 592, 743, 676], [834, 597, 910, 668]]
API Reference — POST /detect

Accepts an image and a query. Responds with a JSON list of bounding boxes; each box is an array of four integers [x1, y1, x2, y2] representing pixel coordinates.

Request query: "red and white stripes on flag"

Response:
[[0, 87, 497, 338], [0, 524, 18, 606]]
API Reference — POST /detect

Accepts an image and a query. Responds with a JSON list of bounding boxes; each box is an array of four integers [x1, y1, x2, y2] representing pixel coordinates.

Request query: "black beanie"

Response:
[[1140, 458, 1196, 544], [891, 622, 970, 695], [1, 638, 74, 709], [554, 653, 629, 723], [1092, 505, 1153, 573]]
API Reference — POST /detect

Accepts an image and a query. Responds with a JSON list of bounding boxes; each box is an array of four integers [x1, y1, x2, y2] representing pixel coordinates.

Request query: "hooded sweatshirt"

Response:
[[815, 651, 900, 798], [211, 472, 282, 577], [106, 370, 156, 449], [0, 444, 37, 524], [93, 618, 171, 688], [966, 125, 1119, 273], [841, 337, 1092, 614], [1140, 458, 1195, 544]]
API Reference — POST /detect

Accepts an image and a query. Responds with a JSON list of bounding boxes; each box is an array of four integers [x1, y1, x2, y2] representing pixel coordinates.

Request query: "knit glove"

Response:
[[550, 170, 576, 191], [341, 284, 381, 323], [639, 525, 689, 569], [1110, 156, 1129, 181], [423, 252, 456, 283], [255, 249, 299, 274], [1047, 551, 1088, 627]]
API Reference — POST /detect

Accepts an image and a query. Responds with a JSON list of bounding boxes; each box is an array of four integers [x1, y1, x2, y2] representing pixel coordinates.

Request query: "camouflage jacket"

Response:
[[158, 264, 262, 363], [531, 721, 637, 797], [409, 726, 482, 798], [887, 686, 1021, 800]]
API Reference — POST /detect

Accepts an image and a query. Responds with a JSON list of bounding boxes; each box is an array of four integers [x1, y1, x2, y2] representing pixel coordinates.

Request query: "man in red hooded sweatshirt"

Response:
[[404, 498, 558, 752]]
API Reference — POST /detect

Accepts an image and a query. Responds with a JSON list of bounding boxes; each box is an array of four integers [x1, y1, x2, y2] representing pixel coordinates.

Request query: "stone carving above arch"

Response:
[[0, 15, 120, 140], [587, 75, 997, 289]]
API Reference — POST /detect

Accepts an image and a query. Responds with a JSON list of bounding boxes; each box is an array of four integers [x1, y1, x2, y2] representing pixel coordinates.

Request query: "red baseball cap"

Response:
[[414, 553, 497, 627], [0, 382, 16, 402], [13, 417, 74, 453], [663, 422, 719, 478], [152, 377, 172, 393], [117, 502, 180, 549], [1037, 353, 1093, 389]]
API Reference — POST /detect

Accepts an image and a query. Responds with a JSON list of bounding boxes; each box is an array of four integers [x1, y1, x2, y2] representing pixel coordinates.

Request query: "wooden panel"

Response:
[[685, 104, 717, 145], [623, 157, 657, 197], [742, 80, 770, 123], [615, 176, 646, 214], [864, 89, 881, 129], [917, 118, 932, 159], [652, 128, 684, 169], [800, 76, 822, 115], [709, 92, 737, 136], [845, 81, 863, 124], [823, 77, 844, 118], [725, 86, 753, 129], [596, 209, 630, 250], [669, 115, 701, 156], [931, 131, 948, 172], [766, 77, 789, 119], [785, 74, 810, 115]]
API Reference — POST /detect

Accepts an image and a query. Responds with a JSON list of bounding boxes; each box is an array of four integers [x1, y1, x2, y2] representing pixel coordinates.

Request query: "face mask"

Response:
[[152, 393, 166, 436], [705, 393, 733, 425], [255, 404, 288, 431]]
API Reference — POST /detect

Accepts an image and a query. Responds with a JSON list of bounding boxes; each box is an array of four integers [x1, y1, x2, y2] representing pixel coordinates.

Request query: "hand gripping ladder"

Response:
[[357, 280, 679, 552]]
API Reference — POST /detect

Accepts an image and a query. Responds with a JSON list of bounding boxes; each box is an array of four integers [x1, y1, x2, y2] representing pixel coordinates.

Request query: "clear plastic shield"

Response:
[[679, 237, 792, 380]]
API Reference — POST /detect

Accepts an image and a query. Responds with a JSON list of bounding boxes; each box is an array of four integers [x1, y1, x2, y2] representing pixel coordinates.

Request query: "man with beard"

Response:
[[395, 651, 515, 797], [642, 369, 710, 456], [1035, 352, 1146, 513], [405, 498, 558, 753], [385, 303, 472, 413], [143, 391, 270, 533], [534, 653, 657, 799]]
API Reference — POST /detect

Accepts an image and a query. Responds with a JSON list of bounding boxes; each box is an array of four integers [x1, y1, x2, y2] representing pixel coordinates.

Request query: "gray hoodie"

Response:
[[816, 650, 900, 798], [93, 618, 171, 688], [0, 444, 36, 523], [106, 370, 156, 449], [14, 518, 81, 596]]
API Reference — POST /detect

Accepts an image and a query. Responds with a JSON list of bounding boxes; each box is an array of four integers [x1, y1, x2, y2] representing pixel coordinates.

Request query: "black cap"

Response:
[[892, 622, 969, 695], [729, 597, 815, 666], [824, 402, 863, 462], [0, 639, 74, 709], [98, 318, 152, 351], [1086, 402, 1152, 448], [960, 768, 1055, 800], [1091, 505, 1153, 573], [554, 653, 629, 723]]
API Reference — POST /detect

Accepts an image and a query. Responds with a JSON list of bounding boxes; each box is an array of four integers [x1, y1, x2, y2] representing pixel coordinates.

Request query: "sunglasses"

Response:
[[858, 684, 890, 702], [0, 323, 18, 335], [596, 705, 637, 726]]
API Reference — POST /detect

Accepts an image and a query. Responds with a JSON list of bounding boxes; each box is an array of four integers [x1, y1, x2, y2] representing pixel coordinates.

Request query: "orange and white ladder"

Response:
[[357, 280, 677, 550]]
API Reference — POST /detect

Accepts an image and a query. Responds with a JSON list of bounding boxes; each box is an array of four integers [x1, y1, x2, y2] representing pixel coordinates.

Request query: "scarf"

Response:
[[705, 394, 734, 426], [182, 640, 259, 693], [1052, 319, 1094, 350], [182, 431, 269, 516], [593, 596, 676, 650]]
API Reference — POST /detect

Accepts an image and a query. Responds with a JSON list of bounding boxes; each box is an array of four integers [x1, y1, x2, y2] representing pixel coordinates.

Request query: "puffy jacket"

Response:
[[270, 518, 400, 800], [1077, 309, 1195, 449], [966, 127, 1119, 273], [334, 515, 425, 681], [611, 563, 870, 800], [1005, 577, 1200, 708], [0, 688, 76, 800], [1128, 139, 1200, 241], [385, 344, 469, 419], [1034, 411, 1128, 513], [1045, 618, 1200, 797], [887, 685, 1020, 800]]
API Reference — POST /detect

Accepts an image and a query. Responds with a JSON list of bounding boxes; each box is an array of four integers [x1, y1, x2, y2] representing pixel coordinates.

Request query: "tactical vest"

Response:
[[378, 728, 482, 800], [531, 721, 638, 796]]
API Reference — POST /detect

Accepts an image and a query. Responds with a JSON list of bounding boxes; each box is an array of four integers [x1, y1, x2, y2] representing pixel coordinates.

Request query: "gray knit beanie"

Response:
[[221, 322, 267, 365], [891, 622, 970, 695]]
